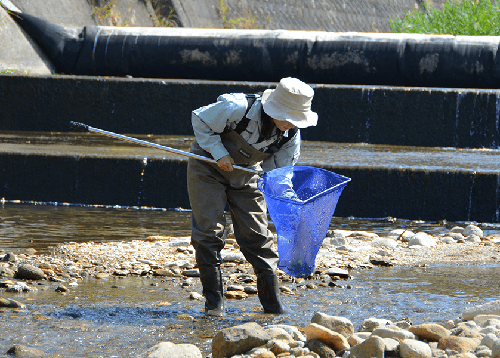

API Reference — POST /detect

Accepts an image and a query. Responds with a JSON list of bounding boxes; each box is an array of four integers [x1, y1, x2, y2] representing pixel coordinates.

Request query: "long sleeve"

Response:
[[191, 93, 248, 161]]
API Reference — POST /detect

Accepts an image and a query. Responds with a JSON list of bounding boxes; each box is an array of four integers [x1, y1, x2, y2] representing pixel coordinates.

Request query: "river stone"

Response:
[[306, 339, 336, 358], [323, 267, 349, 278], [303, 323, 350, 351], [267, 339, 291, 355], [212, 322, 270, 358], [311, 312, 354, 338], [6, 344, 47, 357], [360, 317, 393, 332], [140, 341, 202, 358], [372, 325, 415, 341], [409, 323, 451, 341], [2, 252, 17, 262], [408, 233, 436, 247], [14, 264, 45, 281], [182, 269, 200, 277], [0, 297, 25, 308], [0, 267, 15, 277], [400, 339, 432, 358], [451, 326, 485, 339], [492, 338, 500, 358], [463, 300, 500, 320], [350, 336, 385, 358], [383, 337, 400, 356], [437, 336, 481, 353], [263, 327, 294, 341], [481, 334, 500, 349], [268, 324, 306, 341], [463, 224, 483, 238], [474, 315, 500, 328], [371, 238, 398, 249]]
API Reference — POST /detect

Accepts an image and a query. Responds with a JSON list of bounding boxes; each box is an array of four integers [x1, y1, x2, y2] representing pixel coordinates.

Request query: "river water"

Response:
[[1, 201, 500, 357]]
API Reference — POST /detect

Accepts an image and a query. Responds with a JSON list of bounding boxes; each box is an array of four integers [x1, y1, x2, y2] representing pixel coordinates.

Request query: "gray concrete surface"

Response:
[[0, 6, 54, 74]]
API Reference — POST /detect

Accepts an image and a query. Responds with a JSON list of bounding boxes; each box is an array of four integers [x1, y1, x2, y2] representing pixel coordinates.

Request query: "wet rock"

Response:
[[311, 312, 354, 338], [399, 339, 432, 358], [306, 339, 336, 358], [15, 264, 45, 280], [55, 285, 70, 293], [350, 336, 385, 358], [437, 336, 481, 353], [323, 267, 349, 279], [303, 323, 350, 351], [268, 324, 306, 342], [96, 272, 110, 279], [140, 341, 202, 358], [224, 290, 248, 299], [409, 323, 451, 341], [222, 252, 246, 263], [0, 297, 25, 308], [182, 269, 200, 277], [6, 344, 47, 357], [189, 292, 203, 300], [263, 327, 294, 341], [244, 285, 258, 294], [212, 322, 270, 358], [463, 300, 500, 320], [369, 255, 393, 267]]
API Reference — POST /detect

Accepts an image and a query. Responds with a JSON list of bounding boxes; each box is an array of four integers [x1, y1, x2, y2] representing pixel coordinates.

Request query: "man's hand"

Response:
[[217, 155, 234, 172]]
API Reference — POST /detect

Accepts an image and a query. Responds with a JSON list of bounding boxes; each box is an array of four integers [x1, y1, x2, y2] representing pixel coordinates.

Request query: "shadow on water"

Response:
[[1, 202, 500, 357]]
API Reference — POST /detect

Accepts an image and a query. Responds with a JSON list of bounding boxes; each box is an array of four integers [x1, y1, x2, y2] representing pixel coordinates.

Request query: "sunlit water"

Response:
[[1, 202, 500, 357]]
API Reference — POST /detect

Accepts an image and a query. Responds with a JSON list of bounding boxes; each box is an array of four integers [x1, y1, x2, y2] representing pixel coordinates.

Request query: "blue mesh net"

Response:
[[257, 166, 351, 278]]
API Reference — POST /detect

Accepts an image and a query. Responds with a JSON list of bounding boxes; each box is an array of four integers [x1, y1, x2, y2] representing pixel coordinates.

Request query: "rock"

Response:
[[492, 339, 500, 358], [15, 264, 45, 280], [383, 337, 400, 356], [449, 226, 465, 234], [399, 339, 432, 358], [311, 312, 354, 338], [266, 339, 291, 355], [323, 267, 349, 278], [6, 344, 47, 357], [2, 252, 17, 262], [437, 336, 481, 353], [96, 272, 110, 279], [481, 334, 500, 349], [267, 325, 306, 342], [350, 336, 385, 358], [212, 322, 270, 358], [463, 224, 483, 238], [463, 300, 500, 320], [372, 325, 415, 341], [55, 285, 70, 293], [371, 238, 398, 249], [222, 252, 246, 263], [303, 323, 350, 351], [408, 233, 436, 247], [263, 327, 294, 341], [182, 269, 200, 277], [451, 326, 485, 339], [0, 297, 25, 308], [474, 315, 500, 328], [360, 317, 393, 332], [153, 269, 174, 277], [189, 292, 203, 300], [306, 339, 336, 358], [224, 291, 248, 299], [140, 341, 202, 358], [254, 351, 276, 358], [409, 323, 451, 341]]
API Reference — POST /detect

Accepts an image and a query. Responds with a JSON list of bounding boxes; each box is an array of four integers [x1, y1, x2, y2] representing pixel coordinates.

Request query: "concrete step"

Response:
[[1, 132, 499, 223]]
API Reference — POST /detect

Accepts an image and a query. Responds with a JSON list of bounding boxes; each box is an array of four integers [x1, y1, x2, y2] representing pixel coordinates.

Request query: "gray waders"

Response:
[[187, 130, 287, 316]]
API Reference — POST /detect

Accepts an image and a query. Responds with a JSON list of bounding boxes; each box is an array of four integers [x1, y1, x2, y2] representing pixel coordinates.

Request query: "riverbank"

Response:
[[1, 223, 500, 357]]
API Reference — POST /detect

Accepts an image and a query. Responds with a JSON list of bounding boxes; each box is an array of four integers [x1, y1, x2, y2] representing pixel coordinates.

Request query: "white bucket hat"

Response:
[[261, 77, 318, 128]]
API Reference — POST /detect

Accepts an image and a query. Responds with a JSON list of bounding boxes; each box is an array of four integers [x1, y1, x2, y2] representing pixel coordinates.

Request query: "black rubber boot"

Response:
[[198, 264, 224, 316], [256, 271, 288, 314]]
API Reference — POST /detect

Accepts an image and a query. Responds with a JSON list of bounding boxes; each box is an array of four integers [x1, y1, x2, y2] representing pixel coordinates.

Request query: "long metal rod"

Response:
[[69, 122, 263, 175]]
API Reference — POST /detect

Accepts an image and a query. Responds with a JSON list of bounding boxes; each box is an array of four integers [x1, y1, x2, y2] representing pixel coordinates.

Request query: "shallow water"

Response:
[[1, 265, 500, 357], [1, 202, 500, 357]]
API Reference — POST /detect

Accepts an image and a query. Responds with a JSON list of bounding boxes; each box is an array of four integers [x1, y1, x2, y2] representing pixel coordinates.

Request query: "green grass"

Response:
[[390, 0, 500, 35]]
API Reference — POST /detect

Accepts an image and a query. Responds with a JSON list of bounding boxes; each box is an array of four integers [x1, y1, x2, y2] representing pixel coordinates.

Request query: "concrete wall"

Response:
[[1, 74, 499, 149], [1, 154, 498, 223]]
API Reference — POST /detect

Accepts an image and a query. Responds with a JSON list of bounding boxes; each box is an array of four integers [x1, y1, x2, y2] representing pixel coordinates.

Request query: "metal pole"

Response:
[[69, 122, 263, 175]]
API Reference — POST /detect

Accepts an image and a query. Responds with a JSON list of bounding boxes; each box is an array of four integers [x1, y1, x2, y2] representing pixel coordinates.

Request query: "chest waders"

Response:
[[187, 103, 290, 315]]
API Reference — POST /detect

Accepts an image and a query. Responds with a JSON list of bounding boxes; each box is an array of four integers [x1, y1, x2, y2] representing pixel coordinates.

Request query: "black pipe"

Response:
[[8, 11, 500, 88]]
